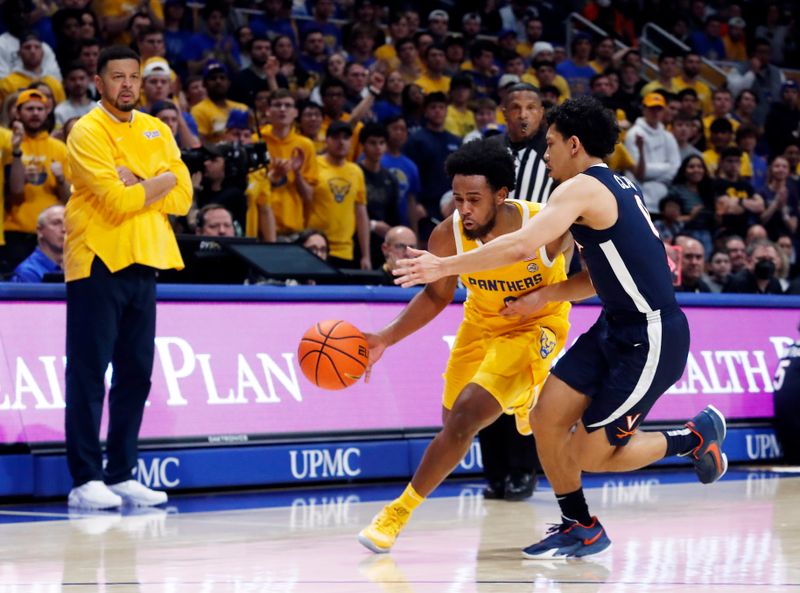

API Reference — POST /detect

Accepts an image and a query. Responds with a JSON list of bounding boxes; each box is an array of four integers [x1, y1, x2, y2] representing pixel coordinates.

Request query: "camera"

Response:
[[181, 142, 270, 184]]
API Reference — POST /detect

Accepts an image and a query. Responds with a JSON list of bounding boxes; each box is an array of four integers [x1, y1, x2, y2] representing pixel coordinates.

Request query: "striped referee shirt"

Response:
[[489, 129, 554, 204]]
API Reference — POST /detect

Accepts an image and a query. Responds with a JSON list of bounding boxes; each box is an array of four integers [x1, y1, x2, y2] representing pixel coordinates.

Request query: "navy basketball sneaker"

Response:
[[686, 405, 728, 484], [522, 517, 611, 559]]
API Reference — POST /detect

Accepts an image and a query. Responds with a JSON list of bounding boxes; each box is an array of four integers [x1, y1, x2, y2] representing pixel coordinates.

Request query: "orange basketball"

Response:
[[298, 320, 370, 390]]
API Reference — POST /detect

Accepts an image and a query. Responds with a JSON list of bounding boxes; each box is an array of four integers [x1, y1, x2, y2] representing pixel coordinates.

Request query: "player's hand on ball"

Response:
[[501, 288, 550, 318], [363, 332, 387, 383], [393, 248, 444, 287]]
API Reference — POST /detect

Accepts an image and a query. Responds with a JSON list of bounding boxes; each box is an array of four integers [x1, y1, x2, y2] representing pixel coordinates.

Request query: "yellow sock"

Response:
[[395, 484, 424, 511]]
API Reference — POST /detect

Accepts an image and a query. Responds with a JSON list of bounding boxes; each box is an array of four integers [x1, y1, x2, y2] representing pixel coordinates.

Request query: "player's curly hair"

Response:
[[445, 138, 516, 193], [546, 96, 619, 158]]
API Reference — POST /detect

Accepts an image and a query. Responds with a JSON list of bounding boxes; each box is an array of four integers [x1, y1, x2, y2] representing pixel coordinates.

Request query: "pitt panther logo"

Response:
[[328, 177, 351, 203], [143, 129, 161, 140], [539, 327, 556, 359], [527, 262, 539, 273]]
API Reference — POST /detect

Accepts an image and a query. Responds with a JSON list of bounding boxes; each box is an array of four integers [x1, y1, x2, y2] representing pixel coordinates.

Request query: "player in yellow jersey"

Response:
[[358, 138, 573, 554]]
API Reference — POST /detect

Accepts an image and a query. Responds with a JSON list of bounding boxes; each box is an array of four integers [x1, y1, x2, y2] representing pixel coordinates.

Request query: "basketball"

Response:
[[298, 320, 370, 390]]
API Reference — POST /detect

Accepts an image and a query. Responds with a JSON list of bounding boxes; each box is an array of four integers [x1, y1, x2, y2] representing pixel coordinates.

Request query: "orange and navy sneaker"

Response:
[[522, 517, 611, 559], [686, 405, 728, 484]]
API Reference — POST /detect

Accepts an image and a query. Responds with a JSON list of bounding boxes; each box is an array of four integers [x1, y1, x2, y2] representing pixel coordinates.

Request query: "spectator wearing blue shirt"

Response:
[[249, 0, 297, 47], [556, 34, 597, 97], [187, 2, 240, 75], [10, 205, 64, 283], [690, 15, 727, 61], [403, 92, 461, 242], [382, 115, 420, 228]]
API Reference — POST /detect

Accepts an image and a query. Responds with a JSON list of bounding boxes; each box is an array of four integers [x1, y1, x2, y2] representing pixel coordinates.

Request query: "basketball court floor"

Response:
[[0, 467, 798, 593]]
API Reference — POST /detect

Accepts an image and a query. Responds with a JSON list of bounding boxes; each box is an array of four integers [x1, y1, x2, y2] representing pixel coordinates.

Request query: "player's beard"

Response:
[[463, 209, 498, 241]]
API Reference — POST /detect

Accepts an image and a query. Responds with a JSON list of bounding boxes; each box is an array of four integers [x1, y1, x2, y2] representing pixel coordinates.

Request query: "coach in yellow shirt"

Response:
[[64, 46, 191, 511], [307, 120, 370, 268]]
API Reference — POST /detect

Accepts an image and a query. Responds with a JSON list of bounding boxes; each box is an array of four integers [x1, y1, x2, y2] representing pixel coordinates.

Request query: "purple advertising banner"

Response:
[[0, 301, 793, 445]]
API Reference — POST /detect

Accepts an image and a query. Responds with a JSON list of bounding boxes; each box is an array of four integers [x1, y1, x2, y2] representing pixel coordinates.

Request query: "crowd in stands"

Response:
[[0, 0, 798, 294]]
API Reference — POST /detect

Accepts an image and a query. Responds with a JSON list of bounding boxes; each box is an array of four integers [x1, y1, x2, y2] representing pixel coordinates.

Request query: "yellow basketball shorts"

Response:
[[441, 315, 569, 434]]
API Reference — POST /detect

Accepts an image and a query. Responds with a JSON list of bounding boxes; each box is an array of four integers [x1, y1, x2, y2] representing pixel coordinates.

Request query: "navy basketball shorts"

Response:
[[551, 307, 690, 446]]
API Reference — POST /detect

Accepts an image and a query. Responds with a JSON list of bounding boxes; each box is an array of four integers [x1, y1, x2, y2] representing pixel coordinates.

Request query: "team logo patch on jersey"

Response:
[[143, 130, 161, 139], [328, 177, 351, 203], [527, 262, 539, 273], [539, 326, 556, 359]]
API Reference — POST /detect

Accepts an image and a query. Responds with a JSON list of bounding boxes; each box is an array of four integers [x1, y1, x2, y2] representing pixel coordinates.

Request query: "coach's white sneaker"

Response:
[[108, 480, 168, 507], [68, 480, 123, 510]]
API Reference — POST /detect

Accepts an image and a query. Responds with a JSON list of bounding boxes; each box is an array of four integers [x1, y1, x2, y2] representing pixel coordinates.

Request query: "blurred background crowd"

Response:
[[0, 0, 798, 293]]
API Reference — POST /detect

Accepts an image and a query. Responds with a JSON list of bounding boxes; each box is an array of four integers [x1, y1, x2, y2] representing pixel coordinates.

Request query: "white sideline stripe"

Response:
[[0, 510, 72, 518]]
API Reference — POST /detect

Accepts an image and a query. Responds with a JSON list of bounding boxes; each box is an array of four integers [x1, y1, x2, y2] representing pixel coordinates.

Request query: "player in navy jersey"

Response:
[[392, 96, 727, 559]]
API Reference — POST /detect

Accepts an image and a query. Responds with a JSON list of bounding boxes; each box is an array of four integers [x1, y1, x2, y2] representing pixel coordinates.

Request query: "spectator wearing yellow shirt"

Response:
[[530, 60, 570, 105], [318, 78, 364, 162], [0, 33, 65, 106], [444, 74, 477, 139], [672, 52, 712, 115], [5, 89, 70, 269], [395, 37, 422, 84], [374, 11, 410, 70], [64, 46, 191, 510], [260, 89, 318, 237], [640, 53, 680, 97], [702, 117, 752, 178], [297, 100, 325, 154], [0, 121, 25, 267], [415, 43, 451, 95], [723, 17, 748, 63], [190, 61, 249, 144], [95, 0, 164, 46], [702, 87, 739, 141], [589, 37, 615, 74], [307, 120, 370, 269]]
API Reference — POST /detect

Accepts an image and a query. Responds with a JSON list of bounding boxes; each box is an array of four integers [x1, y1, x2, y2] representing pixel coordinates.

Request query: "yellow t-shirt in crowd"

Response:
[[306, 155, 366, 261], [65, 105, 192, 281], [702, 114, 740, 142], [259, 125, 319, 234], [640, 79, 677, 97], [0, 72, 65, 105], [702, 148, 753, 178], [672, 76, 713, 115], [5, 131, 68, 234], [244, 168, 271, 239], [0, 127, 13, 244], [190, 97, 249, 144], [445, 105, 477, 138], [415, 72, 451, 95], [94, 0, 164, 44], [525, 71, 571, 104]]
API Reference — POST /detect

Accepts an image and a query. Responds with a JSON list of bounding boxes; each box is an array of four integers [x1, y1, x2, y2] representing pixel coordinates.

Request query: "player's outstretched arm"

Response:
[[394, 181, 587, 287], [367, 219, 458, 364]]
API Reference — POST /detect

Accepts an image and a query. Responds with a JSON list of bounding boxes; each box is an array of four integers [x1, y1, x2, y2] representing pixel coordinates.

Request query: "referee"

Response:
[[64, 46, 192, 509], [480, 83, 556, 500]]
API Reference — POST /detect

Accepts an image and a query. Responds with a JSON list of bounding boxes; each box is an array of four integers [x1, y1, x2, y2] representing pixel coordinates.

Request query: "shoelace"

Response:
[[374, 506, 409, 531]]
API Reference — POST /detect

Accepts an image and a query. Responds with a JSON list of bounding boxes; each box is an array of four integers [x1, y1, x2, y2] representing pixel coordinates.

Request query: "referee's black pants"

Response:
[[65, 258, 157, 487], [478, 414, 539, 485]]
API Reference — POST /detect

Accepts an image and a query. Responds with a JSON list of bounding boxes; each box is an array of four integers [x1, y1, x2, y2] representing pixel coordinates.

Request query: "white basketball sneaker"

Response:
[[107, 480, 168, 507], [68, 480, 123, 509]]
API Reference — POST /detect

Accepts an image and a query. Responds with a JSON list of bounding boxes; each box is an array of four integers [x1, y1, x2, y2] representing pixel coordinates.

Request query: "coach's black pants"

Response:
[[65, 258, 157, 487], [478, 414, 538, 485]]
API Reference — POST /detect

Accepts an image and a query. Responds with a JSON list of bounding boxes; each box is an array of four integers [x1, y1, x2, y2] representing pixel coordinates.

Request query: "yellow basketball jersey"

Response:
[[453, 200, 570, 330]]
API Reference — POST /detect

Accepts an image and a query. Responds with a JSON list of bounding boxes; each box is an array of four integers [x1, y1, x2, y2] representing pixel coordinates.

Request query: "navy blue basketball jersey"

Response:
[[570, 164, 677, 315]]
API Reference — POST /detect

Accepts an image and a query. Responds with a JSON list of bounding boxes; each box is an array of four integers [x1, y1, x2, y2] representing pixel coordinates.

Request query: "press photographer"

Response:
[[181, 111, 271, 238]]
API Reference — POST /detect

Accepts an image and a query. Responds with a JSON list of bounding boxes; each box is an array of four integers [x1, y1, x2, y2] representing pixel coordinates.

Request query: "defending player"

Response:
[[357, 138, 572, 554], [393, 96, 727, 558]]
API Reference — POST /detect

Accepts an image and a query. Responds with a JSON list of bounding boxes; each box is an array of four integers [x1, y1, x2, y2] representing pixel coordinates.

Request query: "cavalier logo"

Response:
[[539, 326, 556, 359], [328, 177, 351, 203], [527, 262, 539, 273], [143, 129, 161, 140]]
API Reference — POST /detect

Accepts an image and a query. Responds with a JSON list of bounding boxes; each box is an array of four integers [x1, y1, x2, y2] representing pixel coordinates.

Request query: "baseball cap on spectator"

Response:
[[462, 12, 481, 26], [498, 74, 521, 89], [226, 109, 249, 130], [728, 16, 746, 28], [150, 100, 179, 117], [15, 89, 48, 108], [326, 120, 353, 137], [781, 80, 799, 93], [642, 92, 667, 108], [428, 9, 449, 22], [498, 29, 517, 40], [531, 41, 554, 60], [203, 60, 228, 79], [142, 57, 171, 79]]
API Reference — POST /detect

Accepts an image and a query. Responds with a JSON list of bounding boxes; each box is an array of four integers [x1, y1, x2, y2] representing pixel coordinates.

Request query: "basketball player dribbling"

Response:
[[393, 96, 727, 559], [357, 139, 573, 554]]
